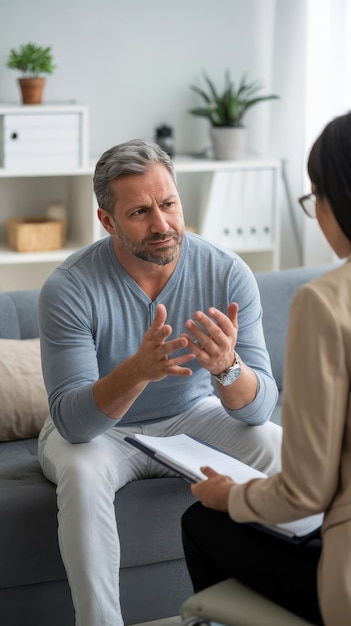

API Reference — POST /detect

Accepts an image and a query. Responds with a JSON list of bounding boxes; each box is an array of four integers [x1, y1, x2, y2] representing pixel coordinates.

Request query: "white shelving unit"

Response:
[[0, 103, 98, 291], [174, 156, 281, 272], [0, 103, 89, 171], [0, 165, 101, 290], [0, 147, 281, 290]]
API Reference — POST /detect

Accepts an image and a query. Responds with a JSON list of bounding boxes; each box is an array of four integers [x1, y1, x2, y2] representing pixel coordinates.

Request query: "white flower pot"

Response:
[[210, 126, 248, 160]]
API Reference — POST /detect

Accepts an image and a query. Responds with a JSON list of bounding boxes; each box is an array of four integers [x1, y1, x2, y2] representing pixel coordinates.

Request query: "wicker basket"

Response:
[[6, 217, 66, 252]]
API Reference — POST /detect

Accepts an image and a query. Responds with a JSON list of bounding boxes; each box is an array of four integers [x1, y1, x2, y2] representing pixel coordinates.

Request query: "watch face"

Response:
[[216, 363, 241, 386]]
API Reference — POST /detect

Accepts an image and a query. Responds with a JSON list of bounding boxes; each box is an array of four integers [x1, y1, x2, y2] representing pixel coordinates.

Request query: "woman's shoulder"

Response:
[[295, 260, 351, 316]]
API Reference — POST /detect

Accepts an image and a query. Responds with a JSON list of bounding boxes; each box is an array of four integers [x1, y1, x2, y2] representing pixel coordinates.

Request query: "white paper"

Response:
[[134, 433, 265, 482], [132, 433, 323, 538]]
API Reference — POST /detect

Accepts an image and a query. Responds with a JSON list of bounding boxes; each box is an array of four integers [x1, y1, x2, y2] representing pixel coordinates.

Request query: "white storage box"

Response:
[[0, 104, 89, 171]]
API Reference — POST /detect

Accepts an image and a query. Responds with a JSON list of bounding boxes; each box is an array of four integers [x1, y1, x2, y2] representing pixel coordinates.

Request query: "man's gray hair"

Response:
[[93, 139, 177, 213]]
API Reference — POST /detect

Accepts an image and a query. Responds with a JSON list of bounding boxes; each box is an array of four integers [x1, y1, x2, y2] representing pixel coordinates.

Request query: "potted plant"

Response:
[[189, 71, 279, 160], [6, 42, 56, 105]]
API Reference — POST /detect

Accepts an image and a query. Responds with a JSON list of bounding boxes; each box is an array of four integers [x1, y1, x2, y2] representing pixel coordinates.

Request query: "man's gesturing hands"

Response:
[[94, 303, 240, 420], [136, 302, 239, 383]]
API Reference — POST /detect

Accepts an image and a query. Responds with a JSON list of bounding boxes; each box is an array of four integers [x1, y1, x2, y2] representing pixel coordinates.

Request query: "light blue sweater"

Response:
[[38, 233, 278, 443]]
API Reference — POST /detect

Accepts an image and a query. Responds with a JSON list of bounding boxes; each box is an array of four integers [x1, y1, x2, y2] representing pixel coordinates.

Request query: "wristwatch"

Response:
[[212, 351, 242, 386]]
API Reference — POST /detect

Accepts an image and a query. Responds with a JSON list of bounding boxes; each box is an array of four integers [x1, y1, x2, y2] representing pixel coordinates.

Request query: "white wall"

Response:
[[302, 0, 351, 266], [0, 0, 315, 268]]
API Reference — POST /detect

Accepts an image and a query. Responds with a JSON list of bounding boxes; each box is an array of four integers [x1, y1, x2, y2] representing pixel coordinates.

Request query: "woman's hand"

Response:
[[191, 467, 236, 512]]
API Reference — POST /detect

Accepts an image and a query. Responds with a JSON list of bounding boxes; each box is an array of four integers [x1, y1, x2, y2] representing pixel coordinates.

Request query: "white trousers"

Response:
[[38, 396, 282, 626]]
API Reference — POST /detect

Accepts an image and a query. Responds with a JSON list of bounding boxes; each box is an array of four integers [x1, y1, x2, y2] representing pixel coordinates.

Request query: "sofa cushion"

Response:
[[0, 439, 66, 588], [0, 437, 196, 589], [0, 338, 48, 441]]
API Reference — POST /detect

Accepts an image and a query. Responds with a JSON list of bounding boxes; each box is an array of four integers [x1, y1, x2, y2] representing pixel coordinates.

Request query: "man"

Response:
[[38, 139, 281, 626]]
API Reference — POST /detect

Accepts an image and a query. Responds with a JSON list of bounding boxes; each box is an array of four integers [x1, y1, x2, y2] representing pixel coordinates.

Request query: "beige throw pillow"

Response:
[[0, 338, 49, 441]]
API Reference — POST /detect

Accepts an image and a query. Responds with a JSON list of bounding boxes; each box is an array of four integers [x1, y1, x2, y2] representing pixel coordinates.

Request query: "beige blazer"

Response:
[[229, 258, 351, 625]]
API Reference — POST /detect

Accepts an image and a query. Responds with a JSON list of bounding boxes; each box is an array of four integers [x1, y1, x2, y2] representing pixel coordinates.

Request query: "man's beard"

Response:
[[113, 222, 184, 266]]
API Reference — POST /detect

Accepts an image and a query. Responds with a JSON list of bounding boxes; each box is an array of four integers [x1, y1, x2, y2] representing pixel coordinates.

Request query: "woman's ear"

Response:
[[97, 209, 116, 234]]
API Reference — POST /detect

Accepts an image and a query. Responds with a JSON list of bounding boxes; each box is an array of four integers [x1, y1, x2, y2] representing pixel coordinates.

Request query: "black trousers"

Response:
[[181, 502, 323, 625]]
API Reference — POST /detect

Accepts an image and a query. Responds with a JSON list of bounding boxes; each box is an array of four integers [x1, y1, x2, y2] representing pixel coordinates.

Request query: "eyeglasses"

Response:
[[298, 193, 316, 219]]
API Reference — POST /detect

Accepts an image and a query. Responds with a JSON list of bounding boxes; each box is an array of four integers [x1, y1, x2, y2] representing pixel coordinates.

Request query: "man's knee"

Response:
[[49, 439, 116, 491], [258, 420, 282, 475], [241, 420, 282, 475]]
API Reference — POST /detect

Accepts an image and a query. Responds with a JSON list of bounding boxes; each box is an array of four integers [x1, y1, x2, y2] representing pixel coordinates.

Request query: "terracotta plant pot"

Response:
[[18, 77, 46, 105]]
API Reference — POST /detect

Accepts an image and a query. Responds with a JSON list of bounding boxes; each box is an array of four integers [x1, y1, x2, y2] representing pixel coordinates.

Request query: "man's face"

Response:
[[104, 163, 185, 266]]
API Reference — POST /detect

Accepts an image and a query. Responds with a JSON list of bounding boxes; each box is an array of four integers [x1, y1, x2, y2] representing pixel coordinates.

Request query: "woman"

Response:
[[181, 112, 351, 626]]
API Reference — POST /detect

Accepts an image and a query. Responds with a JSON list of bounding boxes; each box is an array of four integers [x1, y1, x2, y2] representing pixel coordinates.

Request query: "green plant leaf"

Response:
[[189, 70, 279, 127], [203, 73, 220, 102], [189, 85, 212, 105], [6, 42, 56, 78]]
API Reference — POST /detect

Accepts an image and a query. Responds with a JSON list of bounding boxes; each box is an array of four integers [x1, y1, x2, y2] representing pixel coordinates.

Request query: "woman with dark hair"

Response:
[[181, 112, 351, 626]]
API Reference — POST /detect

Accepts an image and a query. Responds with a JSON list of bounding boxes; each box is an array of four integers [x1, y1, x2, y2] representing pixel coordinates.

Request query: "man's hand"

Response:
[[135, 303, 195, 381], [183, 302, 258, 409], [182, 303, 238, 376], [94, 304, 194, 419], [191, 467, 235, 512]]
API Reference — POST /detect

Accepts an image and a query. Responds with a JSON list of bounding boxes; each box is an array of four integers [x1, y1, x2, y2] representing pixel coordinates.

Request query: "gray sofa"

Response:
[[0, 264, 332, 626]]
